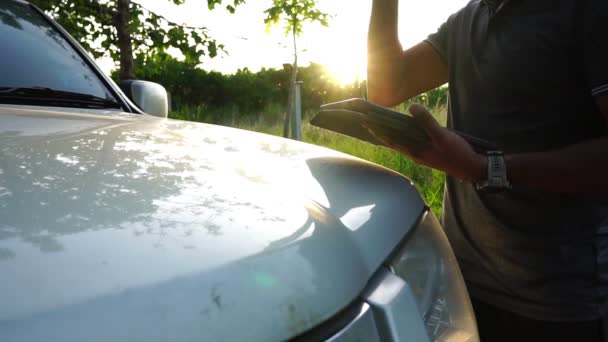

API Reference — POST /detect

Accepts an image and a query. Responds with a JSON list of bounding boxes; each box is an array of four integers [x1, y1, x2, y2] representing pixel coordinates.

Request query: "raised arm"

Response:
[[367, 0, 448, 106]]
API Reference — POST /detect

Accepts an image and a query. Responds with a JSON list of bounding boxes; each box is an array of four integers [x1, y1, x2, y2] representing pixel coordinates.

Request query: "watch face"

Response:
[[476, 151, 511, 193], [488, 177, 501, 186]]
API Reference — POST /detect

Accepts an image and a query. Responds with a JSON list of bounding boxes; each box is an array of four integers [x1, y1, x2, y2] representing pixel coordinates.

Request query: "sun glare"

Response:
[[301, 2, 369, 86], [292, 0, 470, 87], [323, 58, 365, 86]]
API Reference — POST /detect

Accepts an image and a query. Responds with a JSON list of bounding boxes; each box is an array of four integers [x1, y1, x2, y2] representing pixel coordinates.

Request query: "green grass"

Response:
[[170, 105, 447, 219]]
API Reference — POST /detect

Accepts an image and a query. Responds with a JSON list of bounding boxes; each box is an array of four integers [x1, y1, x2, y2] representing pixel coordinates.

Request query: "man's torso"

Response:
[[426, 0, 608, 321]]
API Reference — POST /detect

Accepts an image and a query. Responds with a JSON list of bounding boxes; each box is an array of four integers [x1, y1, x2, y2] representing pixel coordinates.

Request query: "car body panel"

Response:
[[0, 106, 425, 341]]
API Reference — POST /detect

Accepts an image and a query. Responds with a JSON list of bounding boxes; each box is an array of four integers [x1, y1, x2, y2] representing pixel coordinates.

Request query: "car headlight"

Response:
[[389, 210, 479, 342]]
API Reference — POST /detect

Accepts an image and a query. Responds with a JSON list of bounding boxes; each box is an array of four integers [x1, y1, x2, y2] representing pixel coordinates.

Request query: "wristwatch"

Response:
[[475, 151, 512, 193]]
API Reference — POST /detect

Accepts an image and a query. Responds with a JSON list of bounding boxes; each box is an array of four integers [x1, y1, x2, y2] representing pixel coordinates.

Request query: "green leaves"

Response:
[[30, 0, 245, 71], [263, 0, 330, 37], [207, 0, 245, 12]]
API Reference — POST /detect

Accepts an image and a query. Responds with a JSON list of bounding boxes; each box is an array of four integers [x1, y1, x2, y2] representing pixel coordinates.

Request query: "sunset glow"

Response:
[[100, 0, 469, 84]]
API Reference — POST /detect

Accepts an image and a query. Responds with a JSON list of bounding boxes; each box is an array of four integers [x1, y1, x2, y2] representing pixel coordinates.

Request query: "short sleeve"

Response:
[[424, 2, 470, 66], [583, 0, 608, 97], [425, 21, 449, 65]]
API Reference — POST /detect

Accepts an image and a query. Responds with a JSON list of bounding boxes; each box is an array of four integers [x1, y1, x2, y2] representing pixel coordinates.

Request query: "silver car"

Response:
[[0, 1, 478, 341]]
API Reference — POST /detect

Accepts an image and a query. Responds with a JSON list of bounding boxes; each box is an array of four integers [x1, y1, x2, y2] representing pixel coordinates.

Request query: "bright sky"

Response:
[[100, 0, 469, 84]]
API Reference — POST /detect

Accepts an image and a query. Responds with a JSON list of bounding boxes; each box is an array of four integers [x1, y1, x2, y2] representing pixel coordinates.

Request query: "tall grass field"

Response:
[[171, 104, 447, 219]]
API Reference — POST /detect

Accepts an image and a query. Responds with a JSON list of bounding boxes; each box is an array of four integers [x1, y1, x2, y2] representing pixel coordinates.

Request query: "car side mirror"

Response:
[[119, 80, 168, 118]]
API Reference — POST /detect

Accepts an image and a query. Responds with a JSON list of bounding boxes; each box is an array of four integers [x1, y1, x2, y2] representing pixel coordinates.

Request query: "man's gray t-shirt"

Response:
[[426, 0, 608, 321]]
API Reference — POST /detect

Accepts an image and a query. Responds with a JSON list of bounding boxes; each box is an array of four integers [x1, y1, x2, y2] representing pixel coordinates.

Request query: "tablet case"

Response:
[[311, 98, 497, 152]]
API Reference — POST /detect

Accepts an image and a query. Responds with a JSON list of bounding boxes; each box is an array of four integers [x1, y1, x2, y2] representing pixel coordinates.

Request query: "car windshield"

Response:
[[0, 1, 117, 106]]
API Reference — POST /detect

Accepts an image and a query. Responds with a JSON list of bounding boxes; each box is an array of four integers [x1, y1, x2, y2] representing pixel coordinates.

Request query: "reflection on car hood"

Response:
[[0, 106, 425, 342]]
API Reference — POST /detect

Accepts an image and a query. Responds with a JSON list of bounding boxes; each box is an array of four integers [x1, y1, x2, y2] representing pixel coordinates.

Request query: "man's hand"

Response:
[[368, 104, 487, 182]]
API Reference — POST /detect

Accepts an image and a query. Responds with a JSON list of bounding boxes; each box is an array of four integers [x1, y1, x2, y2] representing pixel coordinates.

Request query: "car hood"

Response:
[[0, 106, 425, 341]]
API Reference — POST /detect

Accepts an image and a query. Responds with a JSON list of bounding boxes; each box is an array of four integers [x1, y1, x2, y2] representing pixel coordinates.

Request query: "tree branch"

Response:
[[130, 1, 211, 32]]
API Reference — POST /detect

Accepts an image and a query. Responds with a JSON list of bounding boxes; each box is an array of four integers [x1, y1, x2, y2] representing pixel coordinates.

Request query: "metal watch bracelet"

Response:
[[475, 151, 512, 192]]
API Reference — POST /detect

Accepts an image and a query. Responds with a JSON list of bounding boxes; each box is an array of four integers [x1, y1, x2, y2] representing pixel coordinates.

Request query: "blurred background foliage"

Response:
[[113, 53, 448, 119], [31, 0, 245, 79]]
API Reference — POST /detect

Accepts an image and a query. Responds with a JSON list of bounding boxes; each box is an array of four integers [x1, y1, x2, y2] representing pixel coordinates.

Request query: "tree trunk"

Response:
[[116, 0, 136, 80], [283, 64, 297, 138], [283, 81, 292, 138], [283, 25, 298, 138]]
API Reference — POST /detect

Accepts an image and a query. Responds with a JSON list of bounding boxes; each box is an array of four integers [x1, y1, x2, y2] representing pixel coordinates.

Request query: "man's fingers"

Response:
[[409, 103, 443, 141]]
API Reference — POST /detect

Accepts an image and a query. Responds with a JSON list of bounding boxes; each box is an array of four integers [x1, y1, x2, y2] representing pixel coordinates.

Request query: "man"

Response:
[[366, 0, 608, 340]]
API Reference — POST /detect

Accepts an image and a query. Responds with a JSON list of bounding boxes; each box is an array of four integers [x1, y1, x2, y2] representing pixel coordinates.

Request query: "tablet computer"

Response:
[[311, 98, 497, 152]]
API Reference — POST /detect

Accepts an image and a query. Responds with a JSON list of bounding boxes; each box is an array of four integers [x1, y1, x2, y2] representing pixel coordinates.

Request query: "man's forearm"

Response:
[[368, 0, 400, 52], [501, 138, 608, 193], [368, 0, 403, 102]]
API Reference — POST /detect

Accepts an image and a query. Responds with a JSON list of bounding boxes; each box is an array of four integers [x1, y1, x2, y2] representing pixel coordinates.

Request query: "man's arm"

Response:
[[503, 96, 608, 193], [367, 0, 448, 106], [390, 98, 608, 194]]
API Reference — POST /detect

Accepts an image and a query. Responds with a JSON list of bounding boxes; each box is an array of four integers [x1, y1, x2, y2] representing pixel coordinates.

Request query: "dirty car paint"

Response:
[[0, 106, 425, 341]]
